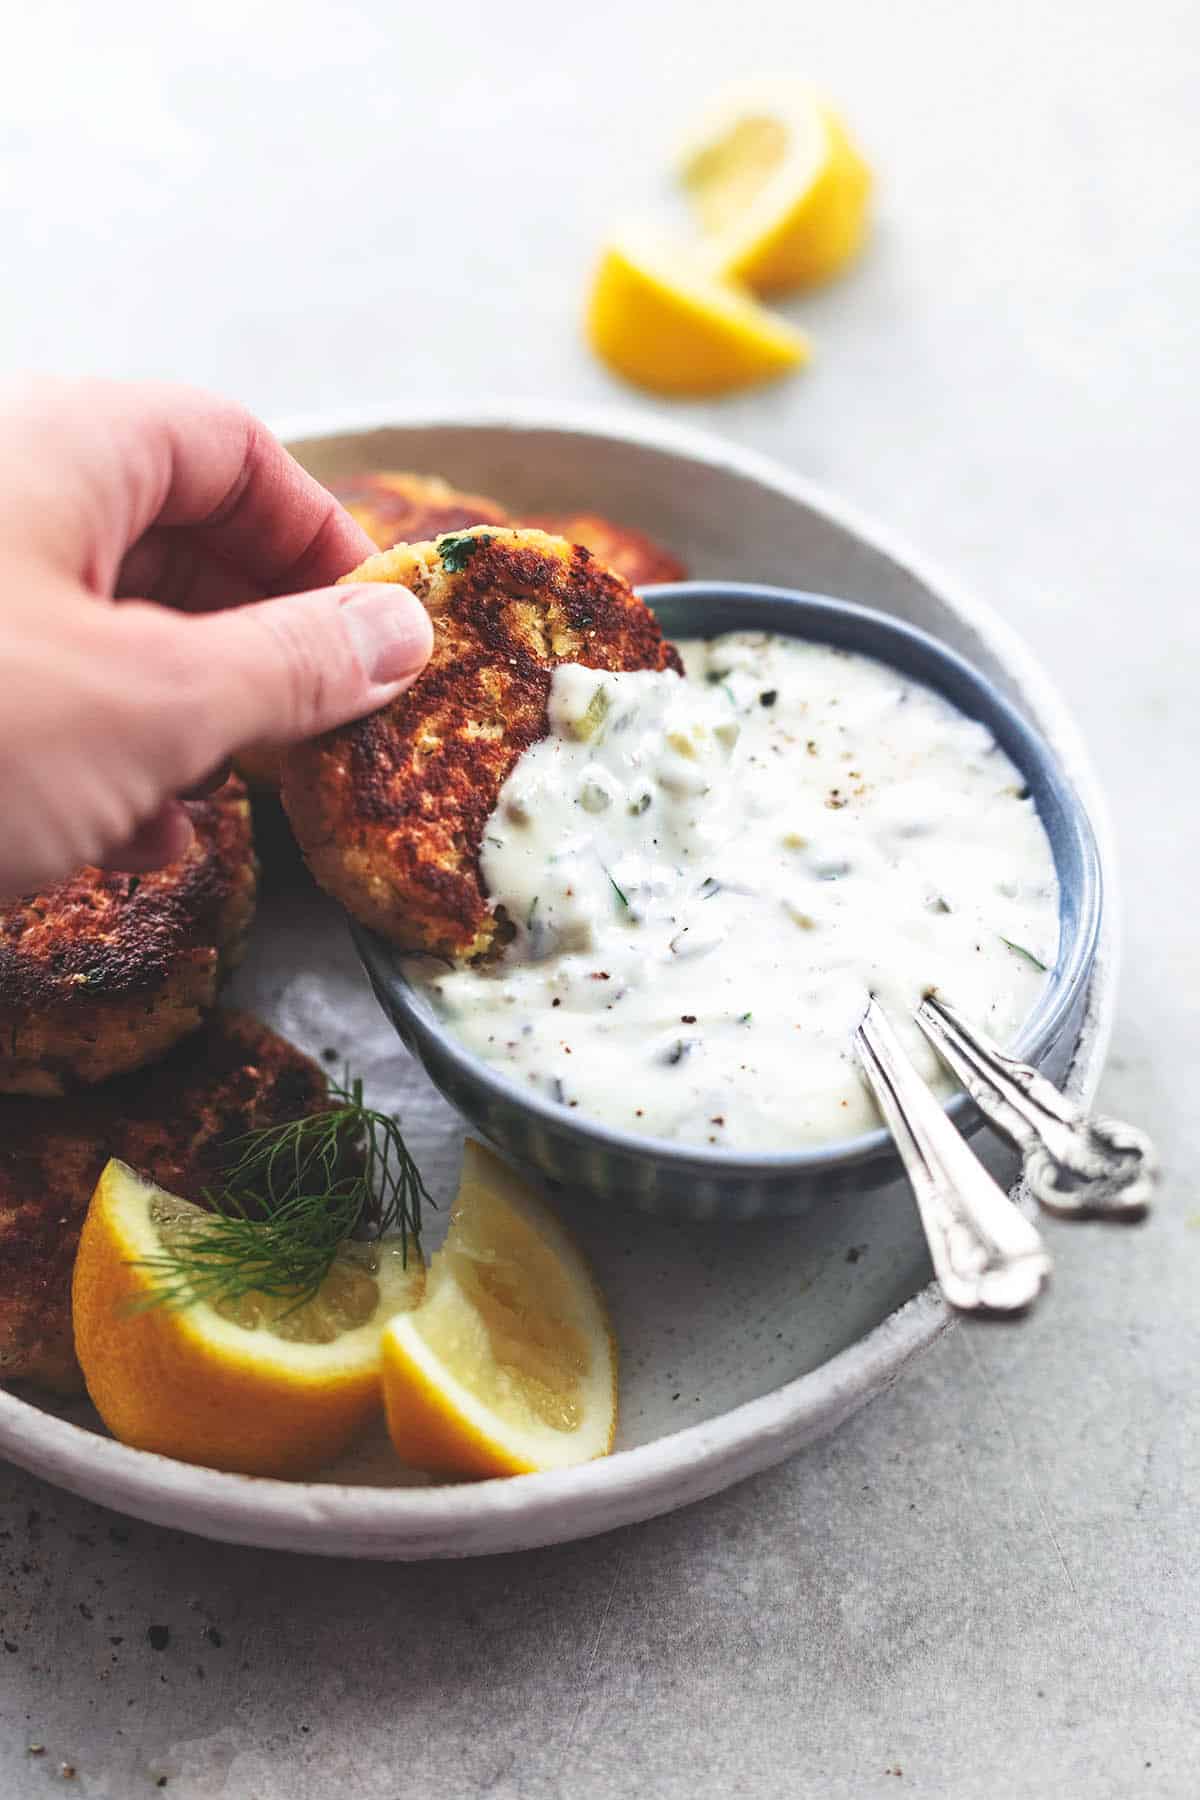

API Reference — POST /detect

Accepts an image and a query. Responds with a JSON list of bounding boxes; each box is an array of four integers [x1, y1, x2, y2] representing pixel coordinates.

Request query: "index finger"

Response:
[[0, 377, 376, 597]]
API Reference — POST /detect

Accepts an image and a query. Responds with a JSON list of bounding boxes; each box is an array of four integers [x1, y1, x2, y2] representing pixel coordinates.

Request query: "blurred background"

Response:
[[1, 2, 1197, 1794]]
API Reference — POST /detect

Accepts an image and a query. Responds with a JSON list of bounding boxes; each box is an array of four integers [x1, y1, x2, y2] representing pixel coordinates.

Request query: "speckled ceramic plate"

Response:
[[0, 409, 1119, 1559]]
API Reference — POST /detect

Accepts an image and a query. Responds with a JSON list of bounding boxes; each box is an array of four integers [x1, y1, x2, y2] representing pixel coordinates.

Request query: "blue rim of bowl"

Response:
[[355, 584, 1103, 1179]]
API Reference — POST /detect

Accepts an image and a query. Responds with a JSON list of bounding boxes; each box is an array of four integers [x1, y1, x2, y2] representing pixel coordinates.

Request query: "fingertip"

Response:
[[339, 583, 433, 688]]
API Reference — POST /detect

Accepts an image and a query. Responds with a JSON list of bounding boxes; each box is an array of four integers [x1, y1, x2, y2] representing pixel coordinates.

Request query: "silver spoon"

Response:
[[854, 997, 1052, 1316], [914, 993, 1156, 1221]]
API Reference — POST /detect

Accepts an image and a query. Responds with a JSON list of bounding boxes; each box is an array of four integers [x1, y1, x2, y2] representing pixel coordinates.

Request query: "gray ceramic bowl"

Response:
[[355, 583, 1102, 1221]]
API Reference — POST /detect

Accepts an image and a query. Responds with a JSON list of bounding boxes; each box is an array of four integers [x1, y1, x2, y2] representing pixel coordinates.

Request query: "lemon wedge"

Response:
[[587, 231, 809, 397], [381, 1141, 617, 1478], [679, 81, 872, 293], [72, 1159, 424, 1478]]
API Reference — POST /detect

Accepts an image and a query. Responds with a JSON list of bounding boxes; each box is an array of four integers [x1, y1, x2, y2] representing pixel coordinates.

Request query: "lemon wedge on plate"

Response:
[[679, 81, 872, 293], [72, 1159, 424, 1478], [587, 230, 810, 397], [382, 1141, 617, 1478]]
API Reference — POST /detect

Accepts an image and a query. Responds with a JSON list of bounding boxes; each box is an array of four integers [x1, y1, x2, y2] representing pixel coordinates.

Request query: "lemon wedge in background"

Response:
[[587, 232, 810, 396], [381, 1141, 617, 1478], [72, 1160, 424, 1478], [679, 81, 872, 294]]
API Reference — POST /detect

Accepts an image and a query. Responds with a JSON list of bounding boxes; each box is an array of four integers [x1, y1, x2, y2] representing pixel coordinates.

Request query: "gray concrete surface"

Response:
[[1, 0, 1197, 1792]]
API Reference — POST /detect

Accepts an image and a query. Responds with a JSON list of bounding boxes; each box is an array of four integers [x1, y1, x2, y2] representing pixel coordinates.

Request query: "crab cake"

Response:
[[526, 513, 688, 588], [0, 779, 257, 1096], [333, 471, 511, 551], [0, 1010, 332, 1391], [233, 475, 514, 794], [282, 526, 683, 961]]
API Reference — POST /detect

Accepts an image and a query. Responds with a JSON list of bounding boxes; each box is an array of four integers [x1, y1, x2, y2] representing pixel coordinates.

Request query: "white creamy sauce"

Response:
[[415, 632, 1060, 1151]]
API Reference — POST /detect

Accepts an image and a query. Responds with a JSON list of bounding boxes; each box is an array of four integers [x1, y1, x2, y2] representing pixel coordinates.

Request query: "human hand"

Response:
[[0, 378, 433, 897]]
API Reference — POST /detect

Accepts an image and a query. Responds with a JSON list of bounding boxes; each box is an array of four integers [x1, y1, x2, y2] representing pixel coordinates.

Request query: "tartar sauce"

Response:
[[415, 632, 1060, 1151]]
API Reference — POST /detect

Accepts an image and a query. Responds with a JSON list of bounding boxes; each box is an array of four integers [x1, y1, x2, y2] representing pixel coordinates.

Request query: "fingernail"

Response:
[[340, 584, 432, 686]]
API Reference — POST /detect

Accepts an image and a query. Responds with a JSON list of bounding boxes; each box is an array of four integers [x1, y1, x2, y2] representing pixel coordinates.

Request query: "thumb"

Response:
[[125, 581, 434, 788]]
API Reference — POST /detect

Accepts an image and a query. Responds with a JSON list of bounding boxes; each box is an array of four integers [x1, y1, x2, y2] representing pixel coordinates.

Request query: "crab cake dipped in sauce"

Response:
[[333, 471, 511, 551], [0, 1010, 331, 1391], [0, 779, 257, 1096], [525, 513, 687, 588], [281, 527, 683, 962]]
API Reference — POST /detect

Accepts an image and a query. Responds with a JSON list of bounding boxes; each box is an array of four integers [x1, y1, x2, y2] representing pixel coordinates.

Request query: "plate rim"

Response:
[[0, 405, 1120, 1558]]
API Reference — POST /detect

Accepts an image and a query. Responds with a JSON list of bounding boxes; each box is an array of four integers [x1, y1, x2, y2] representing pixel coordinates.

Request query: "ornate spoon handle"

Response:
[[915, 995, 1156, 1221], [854, 998, 1052, 1316]]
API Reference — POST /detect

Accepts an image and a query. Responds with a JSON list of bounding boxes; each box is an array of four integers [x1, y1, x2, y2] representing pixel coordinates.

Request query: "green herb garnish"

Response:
[[739, 1011, 753, 1024], [607, 873, 629, 909], [570, 685, 611, 742], [527, 895, 540, 929], [131, 1077, 430, 1314], [437, 531, 488, 573], [999, 935, 1048, 972]]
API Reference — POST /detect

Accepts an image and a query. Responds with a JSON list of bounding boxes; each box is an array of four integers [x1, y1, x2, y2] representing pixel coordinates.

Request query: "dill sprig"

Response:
[[131, 1076, 431, 1314]]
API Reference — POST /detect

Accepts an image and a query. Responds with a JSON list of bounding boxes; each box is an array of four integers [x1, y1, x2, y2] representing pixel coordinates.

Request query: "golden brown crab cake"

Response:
[[233, 475, 514, 794], [0, 779, 257, 1096], [281, 526, 683, 962], [333, 471, 512, 551], [525, 513, 688, 588], [0, 1010, 333, 1392]]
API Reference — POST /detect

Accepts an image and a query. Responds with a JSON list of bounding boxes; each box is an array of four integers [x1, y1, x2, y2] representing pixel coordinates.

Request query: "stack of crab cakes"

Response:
[[0, 780, 342, 1390]]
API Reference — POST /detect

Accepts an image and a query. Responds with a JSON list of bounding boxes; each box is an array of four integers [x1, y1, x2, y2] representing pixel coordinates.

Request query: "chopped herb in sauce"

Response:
[[571, 685, 611, 742], [607, 872, 629, 909], [999, 935, 1048, 972]]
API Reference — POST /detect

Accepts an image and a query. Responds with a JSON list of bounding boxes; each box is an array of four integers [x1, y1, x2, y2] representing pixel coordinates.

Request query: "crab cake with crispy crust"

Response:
[[234, 475, 514, 793], [0, 779, 257, 1096], [282, 526, 682, 962], [333, 471, 511, 551], [525, 513, 688, 588], [0, 1010, 332, 1391]]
